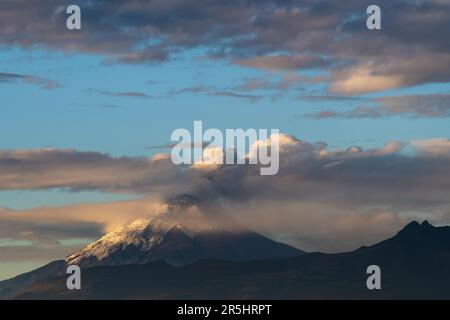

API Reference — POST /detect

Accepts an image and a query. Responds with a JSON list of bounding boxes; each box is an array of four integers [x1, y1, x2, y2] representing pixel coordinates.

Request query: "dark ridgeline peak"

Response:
[[380, 220, 450, 254], [400, 220, 420, 232], [398, 220, 435, 235], [421, 220, 433, 228]]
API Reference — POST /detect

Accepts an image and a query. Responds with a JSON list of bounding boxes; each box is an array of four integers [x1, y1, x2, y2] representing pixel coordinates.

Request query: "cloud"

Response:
[[168, 85, 212, 95], [2, 134, 450, 254], [0, 136, 449, 211], [412, 138, 450, 156], [330, 68, 406, 95], [1, 1, 450, 93], [166, 73, 326, 101], [0, 218, 102, 246], [86, 89, 155, 99], [0, 198, 161, 271], [329, 54, 450, 94], [168, 85, 265, 101], [235, 73, 326, 93], [0, 244, 82, 263], [298, 95, 364, 102], [229, 200, 409, 253], [235, 55, 329, 71], [0, 134, 450, 253], [0, 208, 103, 268], [0, 197, 161, 234], [114, 47, 170, 64], [0, 72, 61, 89], [209, 91, 261, 102], [0, 148, 188, 195], [306, 93, 450, 119], [183, 135, 450, 251], [147, 141, 210, 150]]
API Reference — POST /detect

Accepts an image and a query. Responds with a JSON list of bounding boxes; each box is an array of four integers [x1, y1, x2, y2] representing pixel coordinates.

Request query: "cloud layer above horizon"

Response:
[[2, 134, 450, 261], [1, 0, 450, 96]]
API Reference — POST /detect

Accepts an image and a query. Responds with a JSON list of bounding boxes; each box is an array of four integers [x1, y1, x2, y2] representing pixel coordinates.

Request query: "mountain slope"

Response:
[[13, 220, 450, 299], [0, 260, 66, 300], [66, 194, 303, 267], [0, 194, 303, 299]]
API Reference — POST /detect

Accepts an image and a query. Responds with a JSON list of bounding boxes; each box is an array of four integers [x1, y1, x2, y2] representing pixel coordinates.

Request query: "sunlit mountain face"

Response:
[[1, 0, 450, 300], [66, 194, 303, 268]]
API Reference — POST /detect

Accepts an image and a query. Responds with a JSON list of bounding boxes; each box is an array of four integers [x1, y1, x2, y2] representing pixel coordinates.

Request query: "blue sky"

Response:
[[1, 46, 449, 209], [2, 48, 449, 152]]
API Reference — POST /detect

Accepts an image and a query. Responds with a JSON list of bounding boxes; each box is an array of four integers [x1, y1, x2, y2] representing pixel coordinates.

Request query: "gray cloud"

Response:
[[147, 141, 211, 150], [1, 137, 450, 211], [1, 1, 449, 93], [86, 89, 155, 99], [190, 139, 450, 210], [0, 72, 61, 89], [235, 55, 330, 71], [168, 85, 212, 95], [0, 244, 83, 263], [0, 216, 102, 268], [306, 93, 450, 119], [234, 74, 326, 94], [0, 148, 188, 195], [167, 85, 265, 101], [2, 135, 450, 253], [209, 91, 262, 102], [0, 218, 102, 246], [165, 73, 325, 100], [185, 136, 450, 251], [299, 95, 365, 102]]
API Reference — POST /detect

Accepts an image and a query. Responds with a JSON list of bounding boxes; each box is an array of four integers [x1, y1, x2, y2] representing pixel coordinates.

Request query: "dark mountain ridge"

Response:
[[5, 220, 450, 299]]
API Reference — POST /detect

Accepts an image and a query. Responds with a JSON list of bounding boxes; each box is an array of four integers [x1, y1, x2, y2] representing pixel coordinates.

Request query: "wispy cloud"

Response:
[[167, 85, 212, 95], [234, 74, 326, 93], [235, 55, 330, 71], [167, 85, 265, 102], [86, 89, 156, 99], [0, 72, 61, 89], [210, 91, 262, 102], [298, 95, 364, 103], [306, 94, 450, 119]]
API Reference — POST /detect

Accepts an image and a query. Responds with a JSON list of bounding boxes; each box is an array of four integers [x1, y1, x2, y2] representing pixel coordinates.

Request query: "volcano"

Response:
[[66, 194, 304, 268], [7, 220, 450, 299], [0, 195, 304, 299]]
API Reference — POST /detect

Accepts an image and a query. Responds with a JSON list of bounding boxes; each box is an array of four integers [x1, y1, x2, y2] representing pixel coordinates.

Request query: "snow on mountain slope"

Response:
[[66, 194, 304, 267]]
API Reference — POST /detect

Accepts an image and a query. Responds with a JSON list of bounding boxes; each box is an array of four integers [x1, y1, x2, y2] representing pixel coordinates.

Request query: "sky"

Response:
[[1, 0, 450, 280]]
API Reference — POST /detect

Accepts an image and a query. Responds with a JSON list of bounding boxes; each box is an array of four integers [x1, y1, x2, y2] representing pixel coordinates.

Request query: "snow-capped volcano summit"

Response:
[[66, 194, 303, 267]]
